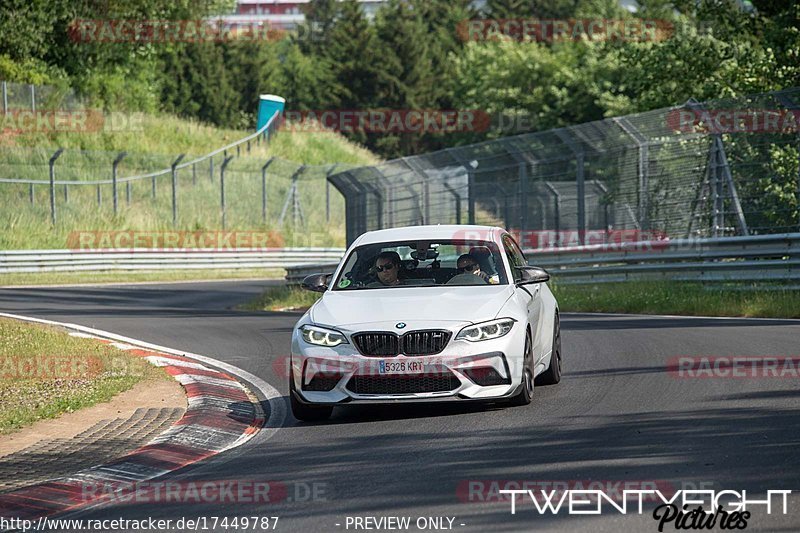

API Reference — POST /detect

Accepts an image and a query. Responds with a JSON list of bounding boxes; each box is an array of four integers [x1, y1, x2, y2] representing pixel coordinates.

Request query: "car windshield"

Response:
[[332, 240, 508, 290]]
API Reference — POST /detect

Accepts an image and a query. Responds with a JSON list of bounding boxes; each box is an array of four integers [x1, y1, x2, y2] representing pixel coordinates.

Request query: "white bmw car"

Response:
[[289, 225, 561, 421]]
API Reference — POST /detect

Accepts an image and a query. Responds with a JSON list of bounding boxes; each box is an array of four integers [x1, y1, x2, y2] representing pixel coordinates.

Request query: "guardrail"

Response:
[[0, 248, 345, 274], [285, 262, 341, 285], [525, 233, 800, 284], [7, 233, 797, 283], [283, 233, 800, 287]]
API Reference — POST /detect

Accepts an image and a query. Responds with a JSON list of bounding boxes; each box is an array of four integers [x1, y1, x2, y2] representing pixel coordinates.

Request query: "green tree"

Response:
[[368, 0, 437, 155], [299, 0, 341, 54], [159, 43, 240, 127], [452, 39, 607, 143], [323, 0, 384, 109], [272, 39, 339, 111], [484, 0, 620, 18]]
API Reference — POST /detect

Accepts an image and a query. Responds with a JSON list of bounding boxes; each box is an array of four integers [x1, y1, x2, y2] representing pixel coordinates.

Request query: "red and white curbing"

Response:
[[0, 316, 268, 521]]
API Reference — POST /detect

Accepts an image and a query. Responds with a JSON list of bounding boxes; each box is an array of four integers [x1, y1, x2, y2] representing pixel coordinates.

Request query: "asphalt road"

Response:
[[1, 280, 799, 532]]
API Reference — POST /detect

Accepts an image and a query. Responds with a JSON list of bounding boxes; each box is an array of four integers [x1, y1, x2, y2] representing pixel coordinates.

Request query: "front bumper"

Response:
[[290, 323, 526, 405]]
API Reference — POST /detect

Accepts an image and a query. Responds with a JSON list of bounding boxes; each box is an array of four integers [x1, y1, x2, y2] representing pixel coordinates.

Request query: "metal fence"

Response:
[[1, 81, 84, 114], [329, 88, 800, 246], [0, 112, 353, 248]]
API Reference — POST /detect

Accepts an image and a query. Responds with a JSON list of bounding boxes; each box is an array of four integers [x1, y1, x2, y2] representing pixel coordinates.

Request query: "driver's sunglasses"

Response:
[[459, 263, 479, 272], [375, 263, 395, 272]]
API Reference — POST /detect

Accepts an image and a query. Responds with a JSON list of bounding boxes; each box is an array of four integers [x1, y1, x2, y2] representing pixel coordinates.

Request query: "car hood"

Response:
[[310, 285, 515, 328]]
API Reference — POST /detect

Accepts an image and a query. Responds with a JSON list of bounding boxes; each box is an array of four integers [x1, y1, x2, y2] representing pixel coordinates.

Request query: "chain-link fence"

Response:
[[330, 88, 800, 246], [0, 112, 354, 249], [1, 81, 84, 113]]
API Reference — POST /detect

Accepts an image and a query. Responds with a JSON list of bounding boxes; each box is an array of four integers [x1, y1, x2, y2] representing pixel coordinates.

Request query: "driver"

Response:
[[367, 251, 404, 287]]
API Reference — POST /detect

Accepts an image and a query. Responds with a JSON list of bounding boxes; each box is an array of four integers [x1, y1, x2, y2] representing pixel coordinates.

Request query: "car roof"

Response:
[[352, 225, 506, 247]]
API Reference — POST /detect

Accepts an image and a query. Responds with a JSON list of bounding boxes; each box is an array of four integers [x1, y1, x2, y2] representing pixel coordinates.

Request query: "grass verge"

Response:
[[5, 114, 380, 166], [551, 282, 800, 319], [0, 268, 285, 287], [239, 285, 321, 312], [243, 281, 800, 319], [0, 317, 167, 434]]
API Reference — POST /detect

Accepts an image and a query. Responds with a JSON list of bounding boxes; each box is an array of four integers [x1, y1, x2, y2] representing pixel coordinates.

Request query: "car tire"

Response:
[[289, 376, 333, 422], [537, 314, 562, 386], [509, 328, 534, 406]]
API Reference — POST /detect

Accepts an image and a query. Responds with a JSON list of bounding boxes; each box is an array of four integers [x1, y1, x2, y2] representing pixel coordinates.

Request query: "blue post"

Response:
[[257, 94, 285, 137]]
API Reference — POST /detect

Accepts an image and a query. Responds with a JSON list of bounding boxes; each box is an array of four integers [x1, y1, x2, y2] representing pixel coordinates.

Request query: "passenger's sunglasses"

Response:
[[459, 263, 479, 272], [375, 263, 395, 272]]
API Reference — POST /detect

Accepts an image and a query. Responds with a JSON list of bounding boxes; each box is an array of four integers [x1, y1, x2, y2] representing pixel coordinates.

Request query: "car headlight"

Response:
[[456, 318, 516, 342], [300, 324, 348, 347]]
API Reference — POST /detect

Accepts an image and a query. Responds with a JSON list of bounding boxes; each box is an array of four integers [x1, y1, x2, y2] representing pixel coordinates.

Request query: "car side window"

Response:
[[502, 235, 525, 282], [509, 236, 527, 267], [503, 235, 522, 281]]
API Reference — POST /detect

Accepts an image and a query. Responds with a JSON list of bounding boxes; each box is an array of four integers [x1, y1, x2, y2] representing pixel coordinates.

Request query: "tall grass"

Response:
[[1, 114, 379, 250], [4, 114, 380, 164], [551, 281, 800, 319]]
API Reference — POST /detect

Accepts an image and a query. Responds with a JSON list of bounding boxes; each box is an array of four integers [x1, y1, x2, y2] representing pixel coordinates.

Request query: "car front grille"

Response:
[[402, 330, 451, 355], [346, 371, 461, 395], [352, 333, 399, 356], [352, 330, 451, 356]]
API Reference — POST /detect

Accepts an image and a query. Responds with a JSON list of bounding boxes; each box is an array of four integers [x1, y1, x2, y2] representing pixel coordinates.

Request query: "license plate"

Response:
[[378, 359, 428, 375]]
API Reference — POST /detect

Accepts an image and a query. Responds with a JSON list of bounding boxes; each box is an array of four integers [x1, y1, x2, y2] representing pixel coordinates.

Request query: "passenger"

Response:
[[367, 251, 404, 287], [447, 254, 490, 285]]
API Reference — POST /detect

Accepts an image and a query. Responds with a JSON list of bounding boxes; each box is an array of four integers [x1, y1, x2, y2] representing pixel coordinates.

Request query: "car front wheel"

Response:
[[537, 314, 562, 385], [509, 328, 534, 406]]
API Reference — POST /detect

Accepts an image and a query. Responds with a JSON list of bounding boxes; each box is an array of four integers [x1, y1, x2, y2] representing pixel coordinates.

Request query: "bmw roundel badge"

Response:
[[395, 322, 406, 329]]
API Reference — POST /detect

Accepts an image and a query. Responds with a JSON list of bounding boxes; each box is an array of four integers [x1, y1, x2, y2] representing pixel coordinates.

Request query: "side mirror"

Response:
[[516, 266, 550, 285], [301, 273, 332, 293]]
